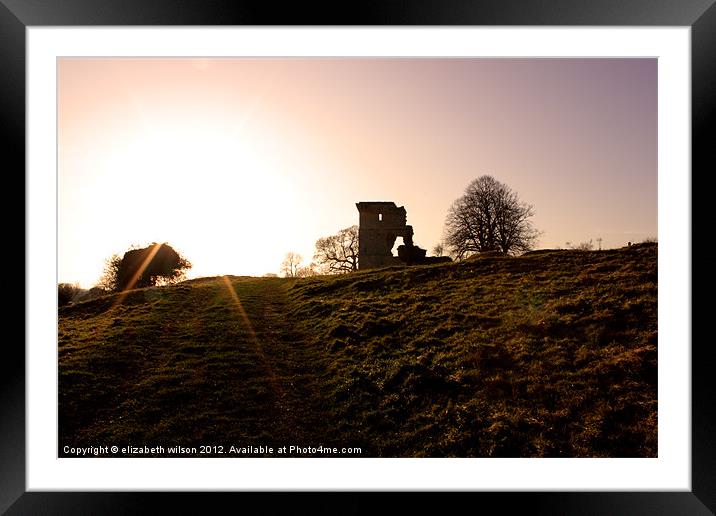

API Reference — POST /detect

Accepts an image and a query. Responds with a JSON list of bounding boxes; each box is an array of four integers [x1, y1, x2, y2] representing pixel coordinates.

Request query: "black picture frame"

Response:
[[4, 1, 712, 514]]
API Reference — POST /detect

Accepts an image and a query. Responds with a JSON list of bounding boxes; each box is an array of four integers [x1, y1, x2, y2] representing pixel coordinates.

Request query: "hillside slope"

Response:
[[59, 243, 657, 457]]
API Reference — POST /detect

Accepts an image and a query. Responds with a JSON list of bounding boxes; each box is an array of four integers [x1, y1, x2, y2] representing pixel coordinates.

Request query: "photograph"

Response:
[[5, 1, 709, 509], [57, 57, 658, 459]]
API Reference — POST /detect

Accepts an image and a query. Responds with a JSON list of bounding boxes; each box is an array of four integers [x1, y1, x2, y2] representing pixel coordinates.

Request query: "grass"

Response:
[[59, 243, 657, 457]]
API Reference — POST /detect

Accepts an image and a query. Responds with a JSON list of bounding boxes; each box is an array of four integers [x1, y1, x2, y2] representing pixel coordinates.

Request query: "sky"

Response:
[[58, 58, 657, 288]]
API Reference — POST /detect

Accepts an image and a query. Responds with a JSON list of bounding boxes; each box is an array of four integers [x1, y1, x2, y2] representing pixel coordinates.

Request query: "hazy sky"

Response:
[[59, 58, 657, 287]]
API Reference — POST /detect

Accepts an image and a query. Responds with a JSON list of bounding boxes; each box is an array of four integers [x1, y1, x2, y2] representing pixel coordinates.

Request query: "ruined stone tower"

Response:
[[356, 201, 424, 270]]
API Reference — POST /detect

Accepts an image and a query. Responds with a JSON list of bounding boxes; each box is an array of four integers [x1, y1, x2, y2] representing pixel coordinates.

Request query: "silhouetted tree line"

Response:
[[63, 175, 538, 301], [289, 175, 539, 277]]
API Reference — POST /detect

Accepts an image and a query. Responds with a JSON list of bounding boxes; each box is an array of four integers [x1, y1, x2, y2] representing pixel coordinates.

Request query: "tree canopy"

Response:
[[444, 175, 539, 257], [280, 252, 303, 278], [313, 225, 359, 274], [99, 243, 191, 292]]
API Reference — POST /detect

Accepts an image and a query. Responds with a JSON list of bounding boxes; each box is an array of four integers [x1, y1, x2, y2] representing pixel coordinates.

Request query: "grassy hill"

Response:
[[59, 243, 657, 457]]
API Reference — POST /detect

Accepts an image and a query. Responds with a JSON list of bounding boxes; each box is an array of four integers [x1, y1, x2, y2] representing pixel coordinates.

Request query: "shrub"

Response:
[[58, 283, 81, 307]]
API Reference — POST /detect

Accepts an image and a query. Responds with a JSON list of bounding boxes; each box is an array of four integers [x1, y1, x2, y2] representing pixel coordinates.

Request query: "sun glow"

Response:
[[60, 117, 305, 286], [133, 124, 301, 269], [59, 57, 658, 289]]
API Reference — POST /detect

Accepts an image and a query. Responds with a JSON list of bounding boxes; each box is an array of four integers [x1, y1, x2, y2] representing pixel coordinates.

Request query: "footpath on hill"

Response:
[[59, 277, 347, 458]]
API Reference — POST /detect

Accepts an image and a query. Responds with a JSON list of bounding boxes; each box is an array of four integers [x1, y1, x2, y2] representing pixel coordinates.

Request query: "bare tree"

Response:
[[432, 243, 445, 257], [444, 175, 539, 258], [280, 252, 303, 278], [566, 240, 594, 251], [295, 263, 320, 278], [313, 225, 359, 274]]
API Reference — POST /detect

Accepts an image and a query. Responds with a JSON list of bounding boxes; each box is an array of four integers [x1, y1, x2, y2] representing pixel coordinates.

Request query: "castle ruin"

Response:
[[356, 201, 431, 270]]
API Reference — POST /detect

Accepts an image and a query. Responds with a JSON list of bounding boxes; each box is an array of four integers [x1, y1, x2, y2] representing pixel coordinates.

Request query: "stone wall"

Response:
[[356, 201, 447, 270], [356, 202, 414, 269]]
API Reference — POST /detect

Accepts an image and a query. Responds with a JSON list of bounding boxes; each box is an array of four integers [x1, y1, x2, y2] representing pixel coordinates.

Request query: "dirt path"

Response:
[[59, 276, 333, 456], [219, 277, 331, 450]]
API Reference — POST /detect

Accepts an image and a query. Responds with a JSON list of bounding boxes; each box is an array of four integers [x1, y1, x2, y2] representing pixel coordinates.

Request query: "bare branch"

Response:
[[313, 225, 359, 274], [444, 175, 539, 257]]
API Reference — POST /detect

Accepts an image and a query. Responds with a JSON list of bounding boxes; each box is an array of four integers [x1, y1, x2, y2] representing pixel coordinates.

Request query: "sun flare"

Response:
[[59, 58, 657, 288]]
